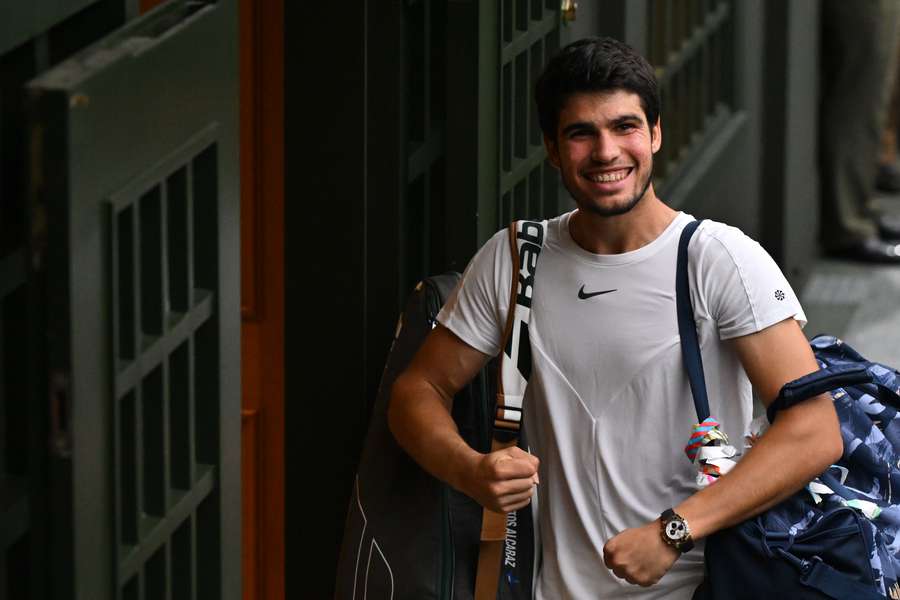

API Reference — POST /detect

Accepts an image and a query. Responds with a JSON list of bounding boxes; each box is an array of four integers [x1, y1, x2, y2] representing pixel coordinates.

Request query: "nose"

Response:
[[591, 130, 619, 163]]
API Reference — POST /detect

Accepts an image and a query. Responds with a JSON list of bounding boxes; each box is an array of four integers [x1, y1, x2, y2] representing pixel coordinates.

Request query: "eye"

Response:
[[616, 122, 637, 132]]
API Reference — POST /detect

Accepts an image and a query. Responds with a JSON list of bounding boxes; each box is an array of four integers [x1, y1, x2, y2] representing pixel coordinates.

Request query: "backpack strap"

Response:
[[474, 219, 546, 600], [765, 364, 870, 423], [676, 219, 711, 421]]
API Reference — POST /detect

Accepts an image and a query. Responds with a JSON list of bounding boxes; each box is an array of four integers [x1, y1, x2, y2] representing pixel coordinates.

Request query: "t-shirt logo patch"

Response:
[[578, 284, 617, 300], [774, 290, 785, 301]]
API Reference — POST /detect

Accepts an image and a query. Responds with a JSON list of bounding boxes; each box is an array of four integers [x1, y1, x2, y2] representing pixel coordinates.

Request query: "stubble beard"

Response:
[[567, 160, 654, 218]]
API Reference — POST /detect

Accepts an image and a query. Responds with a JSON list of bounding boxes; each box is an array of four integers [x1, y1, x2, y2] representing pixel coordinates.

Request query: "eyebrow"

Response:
[[560, 114, 644, 136], [611, 114, 644, 126], [560, 121, 597, 136]]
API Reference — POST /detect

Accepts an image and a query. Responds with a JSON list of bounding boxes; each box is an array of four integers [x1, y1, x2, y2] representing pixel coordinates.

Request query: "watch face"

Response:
[[665, 520, 688, 541]]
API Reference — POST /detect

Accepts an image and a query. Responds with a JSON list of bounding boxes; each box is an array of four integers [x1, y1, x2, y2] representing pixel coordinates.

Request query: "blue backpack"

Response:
[[679, 220, 900, 599]]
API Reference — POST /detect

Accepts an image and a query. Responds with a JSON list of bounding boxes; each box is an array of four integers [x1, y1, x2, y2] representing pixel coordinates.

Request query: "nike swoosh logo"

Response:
[[578, 285, 617, 299]]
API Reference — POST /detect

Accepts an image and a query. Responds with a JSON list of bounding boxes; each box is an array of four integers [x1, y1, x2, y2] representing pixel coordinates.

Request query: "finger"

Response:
[[497, 486, 535, 508], [492, 476, 538, 497], [503, 497, 533, 512], [506, 447, 541, 471], [492, 457, 539, 480]]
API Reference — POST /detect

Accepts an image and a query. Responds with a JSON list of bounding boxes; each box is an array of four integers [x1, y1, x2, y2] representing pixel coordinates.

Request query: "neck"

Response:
[[569, 189, 678, 254]]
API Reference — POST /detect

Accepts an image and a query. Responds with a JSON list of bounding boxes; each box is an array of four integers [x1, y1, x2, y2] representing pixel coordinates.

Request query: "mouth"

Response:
[[584, 167, 633, 184]]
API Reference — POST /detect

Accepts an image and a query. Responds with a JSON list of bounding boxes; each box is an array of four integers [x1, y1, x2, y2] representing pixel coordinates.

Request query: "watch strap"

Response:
[[660, 508, 694, 553]]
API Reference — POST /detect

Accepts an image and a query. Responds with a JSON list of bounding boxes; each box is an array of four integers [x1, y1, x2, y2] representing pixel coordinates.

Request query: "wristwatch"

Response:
[[659, 508, 694, 553]]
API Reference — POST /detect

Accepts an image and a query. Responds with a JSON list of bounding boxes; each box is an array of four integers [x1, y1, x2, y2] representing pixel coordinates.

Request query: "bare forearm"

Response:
[[388, 373, 479, 492], [675, 394, 842, 539]]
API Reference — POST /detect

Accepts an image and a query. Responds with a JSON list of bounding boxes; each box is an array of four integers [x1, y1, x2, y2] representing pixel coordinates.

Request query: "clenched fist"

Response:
[[603, 521, 679, 587], [460, 446, 540, 513]]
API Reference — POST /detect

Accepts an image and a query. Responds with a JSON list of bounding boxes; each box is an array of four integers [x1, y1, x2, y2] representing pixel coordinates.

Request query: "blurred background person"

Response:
[[820, 0, 900, 262]]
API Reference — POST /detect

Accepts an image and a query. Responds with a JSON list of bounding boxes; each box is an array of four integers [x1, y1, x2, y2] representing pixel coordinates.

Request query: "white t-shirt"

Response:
[[437, 211, 806, 600]]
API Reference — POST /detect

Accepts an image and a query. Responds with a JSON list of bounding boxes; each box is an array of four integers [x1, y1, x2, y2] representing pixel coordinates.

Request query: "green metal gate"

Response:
[[497, 0, 561, 227], [445, 0, 562, 272], [2, 1, 128, 598], [596, 0, 762, 236], [26, 1, 240, 598]]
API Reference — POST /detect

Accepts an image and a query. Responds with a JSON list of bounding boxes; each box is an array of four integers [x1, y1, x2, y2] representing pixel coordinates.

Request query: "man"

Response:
[[389, 37, 842, 599], [820, 0, 900, 262]]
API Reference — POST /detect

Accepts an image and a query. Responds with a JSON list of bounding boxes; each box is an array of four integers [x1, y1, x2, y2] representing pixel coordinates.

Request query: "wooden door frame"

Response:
[[239, 0, 285, 598]]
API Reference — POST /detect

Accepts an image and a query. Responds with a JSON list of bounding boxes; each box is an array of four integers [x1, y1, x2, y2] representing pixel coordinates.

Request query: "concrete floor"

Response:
[[800, 195, 900, 367]]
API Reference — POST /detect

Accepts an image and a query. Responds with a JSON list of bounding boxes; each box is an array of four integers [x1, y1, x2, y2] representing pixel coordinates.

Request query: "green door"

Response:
[[26, 1, 240, 598]]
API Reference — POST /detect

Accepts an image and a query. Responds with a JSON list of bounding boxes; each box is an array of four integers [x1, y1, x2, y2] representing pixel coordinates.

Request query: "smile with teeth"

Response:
[[586, 168, 631, 183]]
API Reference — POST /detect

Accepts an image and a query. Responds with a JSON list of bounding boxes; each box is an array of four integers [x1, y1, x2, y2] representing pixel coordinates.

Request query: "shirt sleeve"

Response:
[[690, 222, 807, 340], [437, 229, 512, 356]]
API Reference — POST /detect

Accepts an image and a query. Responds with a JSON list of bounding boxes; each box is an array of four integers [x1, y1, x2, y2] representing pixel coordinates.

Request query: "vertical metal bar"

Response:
[[186, 164, 195, 308], [162, 361, 171, 511], [161, 178, 171, 326], [188, 336, 196, 485], [132, 202, 142, 353], [529, 40, 543, 147], [135, 383, 145, 537], [515, 51, 527, 159], [502, 62, 512, 171], [113, 365, 122, 571]]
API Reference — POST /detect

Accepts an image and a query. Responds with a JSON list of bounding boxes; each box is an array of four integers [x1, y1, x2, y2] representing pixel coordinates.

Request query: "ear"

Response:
[[544, 134, 561, 169], [651, 118, 662, 154]]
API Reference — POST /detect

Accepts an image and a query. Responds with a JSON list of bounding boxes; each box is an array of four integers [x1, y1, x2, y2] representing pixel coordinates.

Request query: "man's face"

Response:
[[545, 90, 661, 217]]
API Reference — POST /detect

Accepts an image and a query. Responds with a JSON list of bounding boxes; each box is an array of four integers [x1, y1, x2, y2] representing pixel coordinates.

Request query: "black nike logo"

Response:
[[578, 285, 617, 299]]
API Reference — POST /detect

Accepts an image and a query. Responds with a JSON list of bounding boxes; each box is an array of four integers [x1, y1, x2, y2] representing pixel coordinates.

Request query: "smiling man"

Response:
[[389, 37, 842, 599]]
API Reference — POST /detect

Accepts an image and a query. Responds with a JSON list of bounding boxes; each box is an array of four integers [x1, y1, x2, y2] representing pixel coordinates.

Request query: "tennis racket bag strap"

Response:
[[474, 219, 546, 600]]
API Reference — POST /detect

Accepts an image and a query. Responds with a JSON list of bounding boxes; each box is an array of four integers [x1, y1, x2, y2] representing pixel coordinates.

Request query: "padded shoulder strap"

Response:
[[494, 219, 547, 434], [474, 219, 546, 600]]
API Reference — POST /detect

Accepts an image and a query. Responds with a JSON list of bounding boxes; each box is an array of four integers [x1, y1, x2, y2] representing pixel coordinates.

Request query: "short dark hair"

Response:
[[534, 37, 660, 139]]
